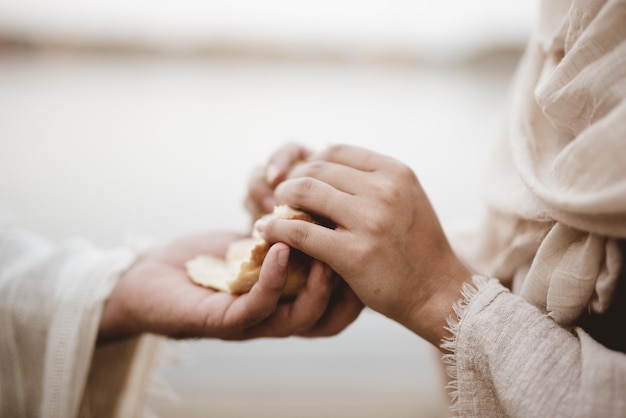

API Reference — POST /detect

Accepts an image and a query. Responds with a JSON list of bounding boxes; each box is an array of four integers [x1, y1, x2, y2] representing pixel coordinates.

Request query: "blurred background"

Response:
[[0, 1, 536, 417]]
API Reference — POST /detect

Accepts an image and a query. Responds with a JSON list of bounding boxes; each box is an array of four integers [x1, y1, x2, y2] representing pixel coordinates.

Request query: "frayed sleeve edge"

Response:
[[440, 275, 502, 412]]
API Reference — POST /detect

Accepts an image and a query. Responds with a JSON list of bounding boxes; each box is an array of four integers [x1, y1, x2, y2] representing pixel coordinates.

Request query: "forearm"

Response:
[[444, 277, 626, 417]]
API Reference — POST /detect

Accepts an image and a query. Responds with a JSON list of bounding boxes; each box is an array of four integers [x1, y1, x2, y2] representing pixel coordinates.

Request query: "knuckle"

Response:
[[303, 160, 326, 177], [389, 159, 418, 184], [286, 177, 315, 201], [365, 163, 418, 215], [373, 178, 399, 205], [289, 222, 311, 247], [290, 160, 324, 179], [321, 144, 347, 160], [274, 142, 308, 167], [369, 215, 387, 235], [363, 205, 391, 235]]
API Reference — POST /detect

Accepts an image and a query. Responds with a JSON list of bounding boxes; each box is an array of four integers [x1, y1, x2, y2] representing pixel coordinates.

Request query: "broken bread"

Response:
[[186, 205, 315, 296]]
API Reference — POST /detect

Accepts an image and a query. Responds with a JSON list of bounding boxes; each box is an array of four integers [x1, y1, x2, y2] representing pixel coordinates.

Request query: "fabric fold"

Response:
[[456, 0, 626, 327], [0, 216, 159, 418]]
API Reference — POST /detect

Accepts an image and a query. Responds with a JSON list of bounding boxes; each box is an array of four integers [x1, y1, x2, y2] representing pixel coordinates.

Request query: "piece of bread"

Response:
[[186, 205, 315, 296]]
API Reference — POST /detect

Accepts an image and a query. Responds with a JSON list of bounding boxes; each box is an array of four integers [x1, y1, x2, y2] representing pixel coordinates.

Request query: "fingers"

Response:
[[299, 279, 364, 337], [184, 241, 357, 341], [236, 258, 335, 339], [246, 165, 275, 218], [245, 143, 312, 221], [256, 217, 344, 265], [265, 142, 312, 187], [277, 260, 335, 333], [219, 243, 290, 330], [287, 160, 364, 196], [312, 144, 395, 173], [273, 177, 356, 228]]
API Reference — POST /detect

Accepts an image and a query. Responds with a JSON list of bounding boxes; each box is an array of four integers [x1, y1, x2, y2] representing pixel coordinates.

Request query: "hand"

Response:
[[255, 145, 472, 347], [98, 230, 363, 342], [245, 142, 312, 222]]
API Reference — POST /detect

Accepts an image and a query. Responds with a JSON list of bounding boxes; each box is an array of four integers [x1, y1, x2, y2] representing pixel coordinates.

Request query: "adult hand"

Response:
[[255, 145, 472, 347], [98, 230, 363, 342], [245, 142, 312, 222]]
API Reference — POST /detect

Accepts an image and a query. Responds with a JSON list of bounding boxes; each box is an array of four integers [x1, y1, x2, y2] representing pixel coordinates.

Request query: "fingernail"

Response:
[[277, 246, 289, 268], [266, 164, 281, 185]]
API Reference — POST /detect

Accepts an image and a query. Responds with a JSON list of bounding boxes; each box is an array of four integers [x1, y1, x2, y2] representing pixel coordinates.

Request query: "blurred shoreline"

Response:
[[0, 31, 524, 74]]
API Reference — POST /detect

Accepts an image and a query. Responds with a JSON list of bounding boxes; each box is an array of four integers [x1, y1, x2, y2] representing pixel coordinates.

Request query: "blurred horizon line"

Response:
[[0, 31, 524, 71]]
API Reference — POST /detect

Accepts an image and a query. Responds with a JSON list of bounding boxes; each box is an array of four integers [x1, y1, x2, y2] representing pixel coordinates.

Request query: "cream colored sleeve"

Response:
[[442, 277, 626, 418], [0, 218, 160, 418]]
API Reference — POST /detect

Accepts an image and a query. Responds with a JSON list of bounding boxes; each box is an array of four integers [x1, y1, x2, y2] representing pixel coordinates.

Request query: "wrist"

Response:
[[405, 260, 473, 349], [97, 257, 146, 343], [98, 283, 131, 343]]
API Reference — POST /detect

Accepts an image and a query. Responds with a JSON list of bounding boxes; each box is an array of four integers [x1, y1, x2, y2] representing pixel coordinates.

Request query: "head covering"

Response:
[[457, 0, 626, 327]]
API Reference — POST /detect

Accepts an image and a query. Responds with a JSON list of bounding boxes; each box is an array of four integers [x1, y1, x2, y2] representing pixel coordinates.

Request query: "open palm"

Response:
[[98, 230, 363, 342]]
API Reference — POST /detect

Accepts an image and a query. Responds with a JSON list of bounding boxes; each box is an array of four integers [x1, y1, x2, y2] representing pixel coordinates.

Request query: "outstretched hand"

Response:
[[98, 230, 363, 343]]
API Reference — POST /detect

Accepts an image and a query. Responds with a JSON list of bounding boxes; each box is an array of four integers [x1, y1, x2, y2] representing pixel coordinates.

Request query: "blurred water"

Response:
[[0, 51, 516, 416]]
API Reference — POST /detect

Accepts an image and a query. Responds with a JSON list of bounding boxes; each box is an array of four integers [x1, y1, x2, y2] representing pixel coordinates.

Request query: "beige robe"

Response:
[[0, 214, 160, 418], [446, 0, 626, 416]]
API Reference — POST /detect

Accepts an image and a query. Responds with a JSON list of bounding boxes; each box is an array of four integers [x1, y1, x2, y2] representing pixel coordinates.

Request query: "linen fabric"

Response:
[[457, 0, 626, 327], [0, 214, 160, 418], [444, 277, 626, 417], [446, 0, 626, 416]]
